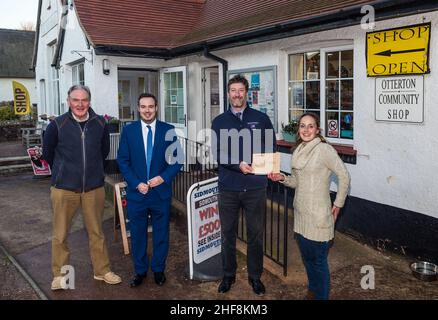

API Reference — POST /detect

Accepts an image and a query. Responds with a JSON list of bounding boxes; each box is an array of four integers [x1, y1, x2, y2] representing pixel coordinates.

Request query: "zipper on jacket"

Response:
[[81, 129, 86, 192], [75, 114, 97, 193], [76, 121, 87, 193]]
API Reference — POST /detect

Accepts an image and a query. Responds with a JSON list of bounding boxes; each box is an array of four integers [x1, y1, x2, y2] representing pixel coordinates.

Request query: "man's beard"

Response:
[[231, 98, 245, 108]]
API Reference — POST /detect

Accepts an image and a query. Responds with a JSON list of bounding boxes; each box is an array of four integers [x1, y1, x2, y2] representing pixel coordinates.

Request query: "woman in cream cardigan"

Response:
[[268, 113, 350, 300]]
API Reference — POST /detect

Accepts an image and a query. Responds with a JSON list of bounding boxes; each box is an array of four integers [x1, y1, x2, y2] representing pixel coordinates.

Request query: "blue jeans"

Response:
[[296, 233, 330, 300]]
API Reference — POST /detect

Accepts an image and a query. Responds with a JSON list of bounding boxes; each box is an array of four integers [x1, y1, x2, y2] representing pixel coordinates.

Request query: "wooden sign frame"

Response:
[[114, 181, 130, 255]]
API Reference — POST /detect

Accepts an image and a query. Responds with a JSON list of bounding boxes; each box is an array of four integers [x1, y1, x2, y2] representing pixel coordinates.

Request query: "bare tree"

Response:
[[19, 21, 35, 31]]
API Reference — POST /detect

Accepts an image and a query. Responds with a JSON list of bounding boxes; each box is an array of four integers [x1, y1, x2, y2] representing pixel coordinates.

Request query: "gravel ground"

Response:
[[0, 248, 39, 300]]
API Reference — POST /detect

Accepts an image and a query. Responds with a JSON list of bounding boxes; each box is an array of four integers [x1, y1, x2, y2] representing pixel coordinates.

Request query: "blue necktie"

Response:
[[146, 125, 153, 180], [236, 112, 242, 121]]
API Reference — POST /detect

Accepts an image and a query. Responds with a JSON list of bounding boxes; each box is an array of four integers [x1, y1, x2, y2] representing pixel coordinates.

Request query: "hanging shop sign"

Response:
[[375, 76, 424, 123], [366, 23, 431, 77]]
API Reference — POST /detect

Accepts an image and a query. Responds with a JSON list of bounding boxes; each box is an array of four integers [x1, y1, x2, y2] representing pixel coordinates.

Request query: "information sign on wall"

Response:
[[375, 76, 424, 123]]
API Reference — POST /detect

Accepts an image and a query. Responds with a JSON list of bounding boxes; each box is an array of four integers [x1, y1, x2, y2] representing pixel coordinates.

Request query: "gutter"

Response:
[[203, 46, 228, 113]]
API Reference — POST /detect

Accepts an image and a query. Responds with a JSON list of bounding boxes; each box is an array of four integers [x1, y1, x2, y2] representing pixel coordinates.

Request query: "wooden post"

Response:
[[114, 182, 130, 255]]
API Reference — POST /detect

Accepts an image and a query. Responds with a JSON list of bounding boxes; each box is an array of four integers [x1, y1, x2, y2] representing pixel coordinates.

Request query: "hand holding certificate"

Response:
[[252, 152, 280, 175]]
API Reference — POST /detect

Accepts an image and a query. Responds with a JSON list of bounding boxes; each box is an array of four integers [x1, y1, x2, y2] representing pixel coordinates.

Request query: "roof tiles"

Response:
[[74, 0, 376, 50]]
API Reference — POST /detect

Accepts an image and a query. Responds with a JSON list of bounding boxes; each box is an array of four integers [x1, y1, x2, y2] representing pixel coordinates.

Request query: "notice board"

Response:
[[228, 66, 277, 130]]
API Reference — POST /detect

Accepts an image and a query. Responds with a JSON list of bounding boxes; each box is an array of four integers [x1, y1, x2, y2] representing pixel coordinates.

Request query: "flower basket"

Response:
[[282, 132, 296, 142], [107, 122, 119, 133], [281, 120, 299, 142]]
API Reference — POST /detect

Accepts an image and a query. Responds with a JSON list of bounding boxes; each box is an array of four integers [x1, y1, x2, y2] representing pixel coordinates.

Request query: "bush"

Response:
[[0, 105, 20, 121]]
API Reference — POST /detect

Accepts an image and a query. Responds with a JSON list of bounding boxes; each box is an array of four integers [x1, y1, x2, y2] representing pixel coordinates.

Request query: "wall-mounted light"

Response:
[[102, 59, 110, 75]]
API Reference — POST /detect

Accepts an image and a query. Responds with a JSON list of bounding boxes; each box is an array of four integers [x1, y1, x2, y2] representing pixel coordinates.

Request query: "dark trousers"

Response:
[[218, 188, 266, 280], [127, 197, 170, 275], [296, 233, 330, 300]]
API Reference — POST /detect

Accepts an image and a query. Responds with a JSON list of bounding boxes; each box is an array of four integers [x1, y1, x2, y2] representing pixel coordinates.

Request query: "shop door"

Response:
[[160, 66, 187, 138]]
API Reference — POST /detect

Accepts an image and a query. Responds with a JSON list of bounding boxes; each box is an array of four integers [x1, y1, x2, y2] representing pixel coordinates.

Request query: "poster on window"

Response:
[[327, 119, 338, 138], [228, 66, 277, 130], [251, 73, 260, 90]]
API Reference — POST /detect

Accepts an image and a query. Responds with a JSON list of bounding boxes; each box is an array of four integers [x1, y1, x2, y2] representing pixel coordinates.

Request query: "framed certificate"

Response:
[[252, 153, 280, 175]]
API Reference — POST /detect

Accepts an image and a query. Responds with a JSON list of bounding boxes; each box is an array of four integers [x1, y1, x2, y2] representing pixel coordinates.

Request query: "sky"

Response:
[[0, 0, 39, 30]]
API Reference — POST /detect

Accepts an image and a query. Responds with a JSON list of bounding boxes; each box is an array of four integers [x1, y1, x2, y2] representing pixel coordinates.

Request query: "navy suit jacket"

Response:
[[117, 120, 183, 203]]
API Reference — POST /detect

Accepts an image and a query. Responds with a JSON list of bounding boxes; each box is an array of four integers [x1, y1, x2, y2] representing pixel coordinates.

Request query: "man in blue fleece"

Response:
[[43, 85, 121, 290], [211, 75, 276, 296]]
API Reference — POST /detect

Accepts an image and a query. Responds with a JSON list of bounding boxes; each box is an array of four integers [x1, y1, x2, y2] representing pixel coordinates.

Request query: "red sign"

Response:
[[27, 147, 51, 176], [327, 120, 338, 138]]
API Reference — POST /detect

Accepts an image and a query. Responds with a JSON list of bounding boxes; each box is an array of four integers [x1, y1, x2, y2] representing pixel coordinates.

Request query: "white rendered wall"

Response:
[[206, 11, 438, 219], [35, 0, 63, 119], [58, 4, 93, 112], [0, 78, 36, 103]]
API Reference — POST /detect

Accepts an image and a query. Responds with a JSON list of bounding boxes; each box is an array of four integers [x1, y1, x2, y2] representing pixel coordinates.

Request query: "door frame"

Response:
[[201, 66, 220, 142], [159, 66, 188, 139]]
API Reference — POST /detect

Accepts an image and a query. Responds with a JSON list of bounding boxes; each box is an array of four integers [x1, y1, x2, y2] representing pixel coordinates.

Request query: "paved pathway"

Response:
[[0, 172, 437, 301]]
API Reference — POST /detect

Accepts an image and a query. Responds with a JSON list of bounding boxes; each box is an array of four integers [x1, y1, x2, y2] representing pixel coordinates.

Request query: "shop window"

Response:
[[288, 48, 354, 143]]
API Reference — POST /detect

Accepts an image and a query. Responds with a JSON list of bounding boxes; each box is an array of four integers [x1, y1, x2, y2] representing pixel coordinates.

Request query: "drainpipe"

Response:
[[203, 46, 228, 112]]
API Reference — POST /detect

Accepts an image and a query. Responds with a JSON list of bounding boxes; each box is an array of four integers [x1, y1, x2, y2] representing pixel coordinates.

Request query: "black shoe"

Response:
[[129, 273, 146, 288], [248, 278, 265, 296], [154, 272, 166, 286], [218, 276, 236, 293]]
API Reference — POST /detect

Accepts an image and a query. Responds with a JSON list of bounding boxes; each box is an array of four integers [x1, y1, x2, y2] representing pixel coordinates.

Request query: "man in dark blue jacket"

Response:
[[43, 85, 121, 290], [117, 93, 182, 288], [211, 75, 276, 296]]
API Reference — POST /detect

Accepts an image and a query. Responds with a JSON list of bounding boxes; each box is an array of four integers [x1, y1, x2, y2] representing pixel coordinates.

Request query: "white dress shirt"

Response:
[[141, 119, 156, 163]]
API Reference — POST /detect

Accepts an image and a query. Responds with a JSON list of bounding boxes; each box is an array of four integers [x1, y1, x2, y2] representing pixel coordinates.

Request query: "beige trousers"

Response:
[[50, 186, 110, 277]]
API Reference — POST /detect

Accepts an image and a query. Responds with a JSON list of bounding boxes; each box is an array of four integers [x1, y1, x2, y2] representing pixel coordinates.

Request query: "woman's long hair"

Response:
[[295, 112, 328, 146]]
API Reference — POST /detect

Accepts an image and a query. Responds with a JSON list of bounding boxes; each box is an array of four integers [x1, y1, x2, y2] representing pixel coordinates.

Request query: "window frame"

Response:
[[320, 45, 354, 145], [288, 44, 354, 145], [49, 44, 61, 115], [72, 62, 85, 86]]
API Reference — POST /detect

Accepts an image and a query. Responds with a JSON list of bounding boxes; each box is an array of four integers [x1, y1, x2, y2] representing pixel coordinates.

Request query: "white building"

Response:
[[33, 0, 438, 264]]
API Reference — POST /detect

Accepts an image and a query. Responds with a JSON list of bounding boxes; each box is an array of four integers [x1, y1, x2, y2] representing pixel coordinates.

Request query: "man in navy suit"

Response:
[[117, 93, 182, 288]]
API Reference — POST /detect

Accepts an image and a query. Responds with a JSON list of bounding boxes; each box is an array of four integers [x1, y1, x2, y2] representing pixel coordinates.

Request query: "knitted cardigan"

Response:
[[282, 137, 350, 242]]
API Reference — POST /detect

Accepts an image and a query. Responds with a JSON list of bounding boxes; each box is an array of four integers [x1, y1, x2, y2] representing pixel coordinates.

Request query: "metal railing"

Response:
[[172, 137, 218, 203], [172, 137, 291, 276], [107, 133, 120, 160], [105, 134, 291, 275]]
